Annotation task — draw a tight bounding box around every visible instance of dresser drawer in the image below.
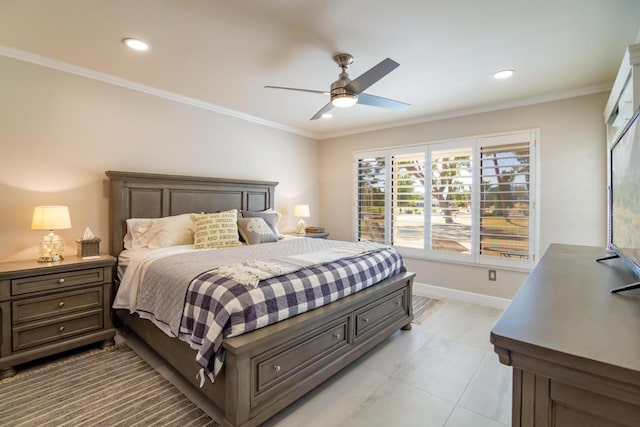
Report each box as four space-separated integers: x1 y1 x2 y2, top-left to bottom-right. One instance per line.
12 310 103 351
11 268 104 296
12 287 103 324
254 318 348 400
355 290 406 337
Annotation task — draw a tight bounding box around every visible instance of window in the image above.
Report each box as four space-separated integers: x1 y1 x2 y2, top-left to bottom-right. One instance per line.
354 131 536 267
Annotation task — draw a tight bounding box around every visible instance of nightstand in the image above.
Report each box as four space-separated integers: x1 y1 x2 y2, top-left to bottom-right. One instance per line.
0 255 116 379
288 232 330 239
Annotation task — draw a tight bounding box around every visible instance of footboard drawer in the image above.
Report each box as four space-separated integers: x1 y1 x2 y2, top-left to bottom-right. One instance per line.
252 316 350 406
355 289 407 338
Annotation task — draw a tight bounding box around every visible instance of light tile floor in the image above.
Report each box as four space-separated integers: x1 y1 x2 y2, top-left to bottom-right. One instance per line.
119 296 512 427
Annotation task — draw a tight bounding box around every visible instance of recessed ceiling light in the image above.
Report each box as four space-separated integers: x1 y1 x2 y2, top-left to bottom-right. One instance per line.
123 38 149 51
493 69 515 80
321 113 333 119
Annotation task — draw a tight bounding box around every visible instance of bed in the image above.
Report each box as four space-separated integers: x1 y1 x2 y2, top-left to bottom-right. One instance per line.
107 170 415 427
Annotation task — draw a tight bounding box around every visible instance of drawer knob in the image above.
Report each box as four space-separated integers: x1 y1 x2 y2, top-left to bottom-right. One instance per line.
58 326 65 333
362 318 369 323
333 333 341 339
395 301 401 306
58 278 65 284
58 301 65 308
273 365 281 373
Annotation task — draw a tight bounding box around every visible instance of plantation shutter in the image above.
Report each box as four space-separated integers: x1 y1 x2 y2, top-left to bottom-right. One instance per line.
430 146 473 253
391 153 425 249
357 156 386 243
478 136 532 259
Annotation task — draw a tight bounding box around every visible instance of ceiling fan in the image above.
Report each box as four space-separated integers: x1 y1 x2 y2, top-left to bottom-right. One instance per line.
265 53 410 120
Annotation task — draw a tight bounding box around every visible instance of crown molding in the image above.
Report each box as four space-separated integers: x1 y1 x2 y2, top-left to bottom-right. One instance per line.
0 46 320 140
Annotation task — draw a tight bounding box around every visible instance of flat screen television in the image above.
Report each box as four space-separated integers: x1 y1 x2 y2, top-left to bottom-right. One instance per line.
607 106 640 293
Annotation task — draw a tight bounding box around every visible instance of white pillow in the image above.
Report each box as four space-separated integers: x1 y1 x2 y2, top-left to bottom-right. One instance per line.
123 214 194 249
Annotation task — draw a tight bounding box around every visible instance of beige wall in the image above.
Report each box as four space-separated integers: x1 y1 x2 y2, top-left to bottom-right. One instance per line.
0 56 318 262
319 92 608 298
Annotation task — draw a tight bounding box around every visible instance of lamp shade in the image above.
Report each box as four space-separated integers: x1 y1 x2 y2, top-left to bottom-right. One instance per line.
31 206 72 230
293 204 310 218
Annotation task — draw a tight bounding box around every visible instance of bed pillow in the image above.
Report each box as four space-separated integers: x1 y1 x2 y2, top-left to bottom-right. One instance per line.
240 210 282 239
124 218 153 249
124 214 194 249
237 217 278 245
192 210 242 249
144 214 194 248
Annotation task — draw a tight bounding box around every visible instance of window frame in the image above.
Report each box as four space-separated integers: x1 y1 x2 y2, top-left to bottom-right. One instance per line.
353 130 538 270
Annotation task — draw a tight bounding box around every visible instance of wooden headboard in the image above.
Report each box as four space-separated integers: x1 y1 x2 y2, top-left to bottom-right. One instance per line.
106 171 278 257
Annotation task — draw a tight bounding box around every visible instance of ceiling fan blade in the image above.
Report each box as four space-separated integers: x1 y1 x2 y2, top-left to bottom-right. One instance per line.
310 102 334 120
357 93 410 110
264 85 329 95
345 58 400 94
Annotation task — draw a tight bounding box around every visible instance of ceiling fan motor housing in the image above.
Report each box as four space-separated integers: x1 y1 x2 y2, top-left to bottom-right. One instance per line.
331 54 358 107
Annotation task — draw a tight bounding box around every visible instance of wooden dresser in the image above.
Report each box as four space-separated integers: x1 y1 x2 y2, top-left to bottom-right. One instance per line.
0 255 116 379
491 244 640 426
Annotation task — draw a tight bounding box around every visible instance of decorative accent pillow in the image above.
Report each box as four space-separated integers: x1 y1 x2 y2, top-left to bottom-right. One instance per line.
191 210 242 249
240 210 282 239
237 217 278 245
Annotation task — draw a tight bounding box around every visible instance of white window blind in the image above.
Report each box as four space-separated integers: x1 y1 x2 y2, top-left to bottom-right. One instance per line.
430 146 472 253
356 156 386 243
478 139 532 260
392 153 425 249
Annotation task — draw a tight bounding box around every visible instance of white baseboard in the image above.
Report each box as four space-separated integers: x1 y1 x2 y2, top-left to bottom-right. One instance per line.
413 282 511 309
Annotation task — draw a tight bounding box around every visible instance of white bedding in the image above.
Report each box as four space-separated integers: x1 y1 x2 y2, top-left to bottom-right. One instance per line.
114 244 199 311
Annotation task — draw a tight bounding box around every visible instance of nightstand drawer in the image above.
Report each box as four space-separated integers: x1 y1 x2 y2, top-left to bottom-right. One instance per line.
12 287 103 324
11 268 104 296
12 310 103 351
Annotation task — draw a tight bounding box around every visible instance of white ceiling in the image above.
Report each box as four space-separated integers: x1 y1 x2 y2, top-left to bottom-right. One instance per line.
1 0 639 139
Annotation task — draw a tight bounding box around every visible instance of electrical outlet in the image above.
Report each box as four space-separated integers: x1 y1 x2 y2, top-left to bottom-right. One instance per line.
488 269 497 281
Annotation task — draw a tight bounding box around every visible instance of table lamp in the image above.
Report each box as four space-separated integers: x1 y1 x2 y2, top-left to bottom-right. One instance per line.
31 205 72 263
293 204 310 235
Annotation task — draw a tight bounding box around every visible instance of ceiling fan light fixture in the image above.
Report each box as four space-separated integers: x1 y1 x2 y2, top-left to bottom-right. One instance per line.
493 69 514 80
331 93 358 108
123 38 149 51
321 113 333 119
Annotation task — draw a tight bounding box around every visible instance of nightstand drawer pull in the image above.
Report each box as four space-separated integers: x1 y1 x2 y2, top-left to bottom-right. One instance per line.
58 301 65 308
58 326 65 333
333 333 341 339
273 365 281 373
58 278 65 284
363 318 369 323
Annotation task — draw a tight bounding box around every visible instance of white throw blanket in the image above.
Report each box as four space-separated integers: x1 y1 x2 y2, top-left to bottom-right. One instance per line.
216 241 390 287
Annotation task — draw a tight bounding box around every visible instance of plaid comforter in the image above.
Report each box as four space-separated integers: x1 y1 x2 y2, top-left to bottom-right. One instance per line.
178 248 405 382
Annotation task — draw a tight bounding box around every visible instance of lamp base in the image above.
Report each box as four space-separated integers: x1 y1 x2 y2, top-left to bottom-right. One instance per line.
37 230 65 263
37 254 64 263
295 218 307 235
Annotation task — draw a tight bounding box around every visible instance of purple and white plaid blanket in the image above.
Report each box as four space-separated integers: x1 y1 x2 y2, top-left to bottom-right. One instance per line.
178 248 405 382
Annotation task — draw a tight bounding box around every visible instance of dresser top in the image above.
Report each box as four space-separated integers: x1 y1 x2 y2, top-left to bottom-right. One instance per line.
491 244 640 381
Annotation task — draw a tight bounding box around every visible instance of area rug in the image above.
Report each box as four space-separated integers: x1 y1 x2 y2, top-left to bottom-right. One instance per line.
0 345 214 427
412 295 443 324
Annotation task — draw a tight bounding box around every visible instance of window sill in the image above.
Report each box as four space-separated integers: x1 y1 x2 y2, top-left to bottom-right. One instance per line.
398 249 534 274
